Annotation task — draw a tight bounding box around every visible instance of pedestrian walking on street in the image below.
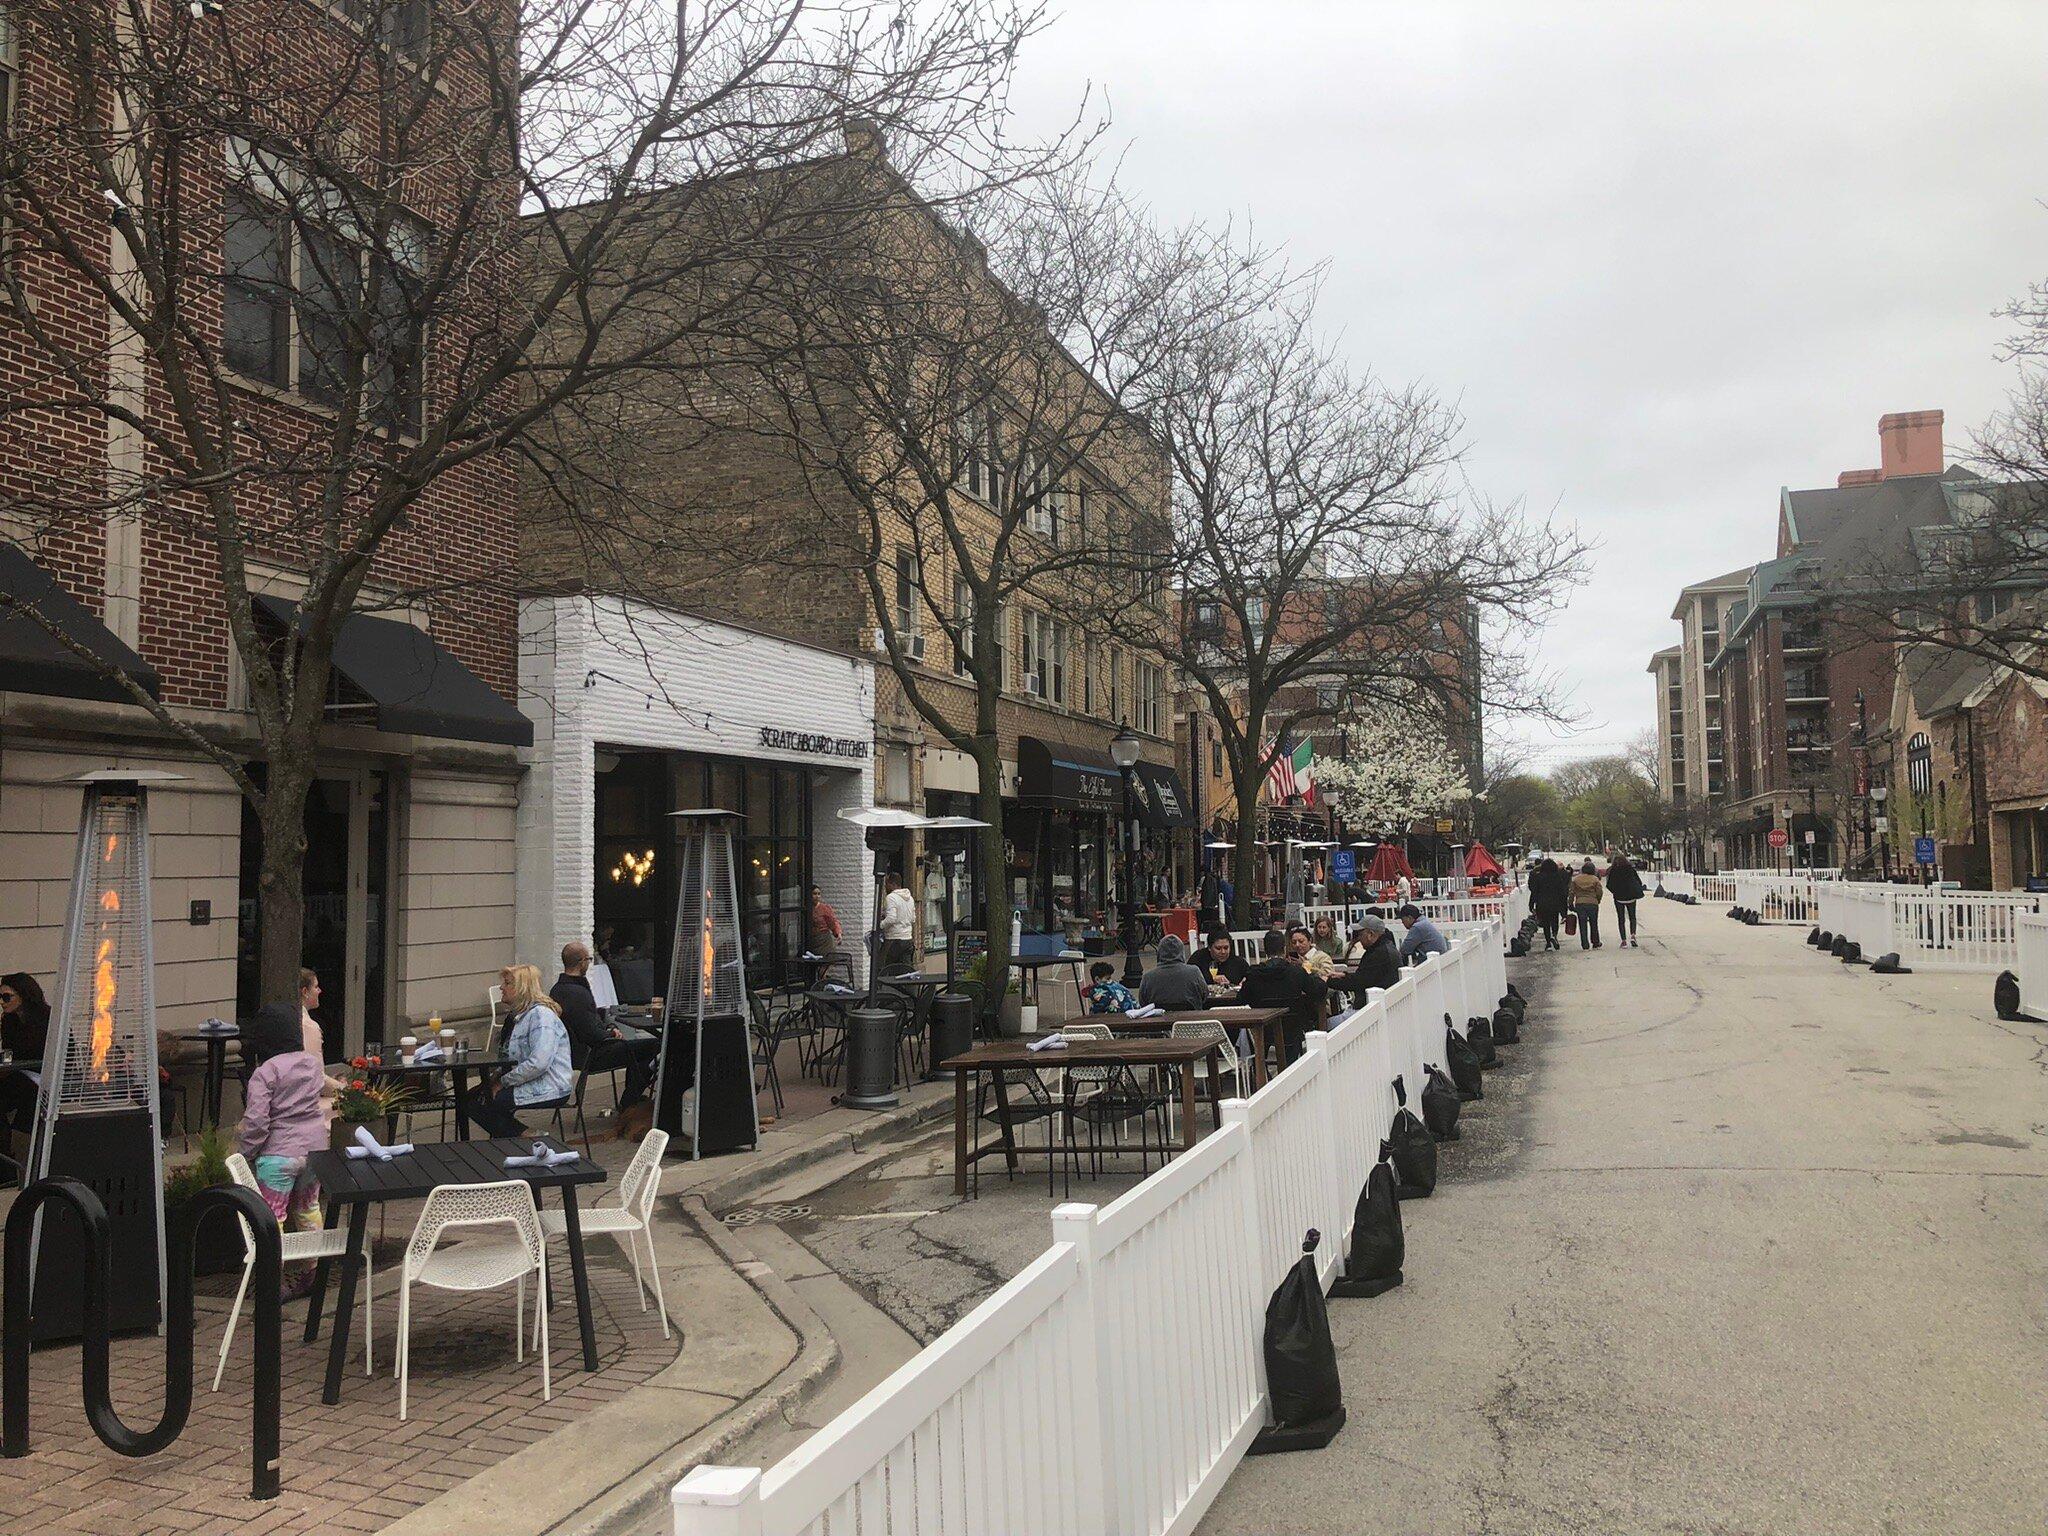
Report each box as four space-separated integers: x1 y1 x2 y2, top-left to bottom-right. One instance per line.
1606 854 1645 947
1530 857 1568 949
1569 859 1605 950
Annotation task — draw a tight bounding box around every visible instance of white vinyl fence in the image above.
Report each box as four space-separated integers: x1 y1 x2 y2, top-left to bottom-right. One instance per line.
1304 886 1530 938
1695 874 1736 905
673 926 1509 1536
1733 876 1820 924
1656 870 1696 899
1814 883 2044 973
2016 912 2048 1020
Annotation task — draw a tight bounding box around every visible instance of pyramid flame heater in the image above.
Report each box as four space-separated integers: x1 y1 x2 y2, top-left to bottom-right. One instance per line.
652 810 759 1159
25 770 182 1341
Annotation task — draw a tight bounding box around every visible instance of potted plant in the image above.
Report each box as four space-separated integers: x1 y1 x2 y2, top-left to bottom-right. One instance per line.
332 1064 415 1149
162 1127 246 1276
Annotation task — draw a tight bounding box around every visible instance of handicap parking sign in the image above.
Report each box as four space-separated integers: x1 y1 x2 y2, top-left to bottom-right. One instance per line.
1913 835 1937 866
1331 848 1357 884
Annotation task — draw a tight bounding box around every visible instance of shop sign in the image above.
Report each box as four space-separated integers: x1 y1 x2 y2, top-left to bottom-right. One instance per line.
759 727 870 759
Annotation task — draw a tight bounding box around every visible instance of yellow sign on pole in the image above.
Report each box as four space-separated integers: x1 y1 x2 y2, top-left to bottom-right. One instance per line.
1434 818 1453 834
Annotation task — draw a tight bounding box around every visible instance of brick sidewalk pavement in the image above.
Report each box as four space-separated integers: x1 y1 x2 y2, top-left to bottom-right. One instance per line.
2 1239 678 1536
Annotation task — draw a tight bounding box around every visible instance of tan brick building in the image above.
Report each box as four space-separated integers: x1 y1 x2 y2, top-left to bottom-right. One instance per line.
523 126 1185 958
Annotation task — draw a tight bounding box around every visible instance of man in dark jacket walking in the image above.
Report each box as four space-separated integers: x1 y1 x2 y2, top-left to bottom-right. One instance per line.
1606 854 1646 948
1530 858 1568 949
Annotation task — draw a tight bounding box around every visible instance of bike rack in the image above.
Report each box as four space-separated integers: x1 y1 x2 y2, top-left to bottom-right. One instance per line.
3 1175 283 1500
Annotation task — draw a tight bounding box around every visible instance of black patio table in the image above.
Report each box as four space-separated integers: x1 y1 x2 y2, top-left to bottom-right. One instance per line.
177 1022 240 1127
361 1051 513 1141
301 1135 609 1403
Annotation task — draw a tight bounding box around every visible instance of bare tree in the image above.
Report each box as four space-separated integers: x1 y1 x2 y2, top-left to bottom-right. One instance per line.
1075 243 1589 923
0 0 1047 1001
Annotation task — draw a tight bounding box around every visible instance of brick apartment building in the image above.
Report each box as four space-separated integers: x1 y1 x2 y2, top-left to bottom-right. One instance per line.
0 4 528 1052
521 125 1186 974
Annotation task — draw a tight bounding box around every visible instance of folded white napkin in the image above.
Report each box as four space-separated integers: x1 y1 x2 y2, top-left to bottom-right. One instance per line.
344 1125 415 1160
1124 1003 1164 1019
824 982 856 993
411 1042 446 1063
1058 949 1086 960
503 1140 580 1168
801 951 823 961
1027 1032 1069 1052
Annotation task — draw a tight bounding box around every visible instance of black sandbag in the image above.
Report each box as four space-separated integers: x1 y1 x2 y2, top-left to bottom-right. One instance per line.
1445 1024 1483 1102
1421 1064 1462 1141
1331 1144 1403 1298
1840 941 1862 964
1817 930 1833 950
1994 970 2023 1021
1492 1003 1520 1045
1509 935 1529 957
1870 952 1911 975
1464 1009 1500 1069
1248 1230 1346 1454
1806 927 1822 947
1505 983 1524 1005
1498 991 1526 1019
1387 1075 1438 1198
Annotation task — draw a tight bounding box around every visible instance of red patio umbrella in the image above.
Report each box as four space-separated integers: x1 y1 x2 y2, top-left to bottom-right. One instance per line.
1365 842 1415 886
1464 842 1504 880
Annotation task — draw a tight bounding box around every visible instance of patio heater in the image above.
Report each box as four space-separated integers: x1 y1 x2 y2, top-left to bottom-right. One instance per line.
654 810 759 1160
25 770 182 1342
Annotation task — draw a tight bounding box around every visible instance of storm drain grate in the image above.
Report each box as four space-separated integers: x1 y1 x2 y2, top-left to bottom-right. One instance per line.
721 1203 813 1227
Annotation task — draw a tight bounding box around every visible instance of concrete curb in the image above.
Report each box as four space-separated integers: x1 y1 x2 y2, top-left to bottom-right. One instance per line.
551 1195 841 1536
682 1087 955 1212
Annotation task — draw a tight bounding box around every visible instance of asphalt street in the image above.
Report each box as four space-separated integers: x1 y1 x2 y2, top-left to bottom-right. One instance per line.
1197 897 2048 1535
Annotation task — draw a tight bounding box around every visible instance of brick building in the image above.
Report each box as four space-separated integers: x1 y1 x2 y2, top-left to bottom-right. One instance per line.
521 125 1186 962
0 3 528 1051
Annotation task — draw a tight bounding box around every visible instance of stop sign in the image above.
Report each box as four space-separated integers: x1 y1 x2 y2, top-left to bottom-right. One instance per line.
1767 828 1789 849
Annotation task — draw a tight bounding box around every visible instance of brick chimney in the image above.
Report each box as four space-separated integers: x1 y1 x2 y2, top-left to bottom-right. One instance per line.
1837 468 1881 488
1877 409 1943 478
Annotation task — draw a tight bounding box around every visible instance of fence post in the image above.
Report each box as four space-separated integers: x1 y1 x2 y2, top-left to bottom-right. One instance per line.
1302 1032 1348 1275
1217 1100 1271 1421
671 1466 764 1536
1049 1203 1115 1536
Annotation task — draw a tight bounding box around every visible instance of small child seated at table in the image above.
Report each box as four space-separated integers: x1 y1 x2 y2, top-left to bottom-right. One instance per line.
1082 962 1139 1016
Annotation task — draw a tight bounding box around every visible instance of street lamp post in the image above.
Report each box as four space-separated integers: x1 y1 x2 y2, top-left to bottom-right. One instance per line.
1111 724 1145 988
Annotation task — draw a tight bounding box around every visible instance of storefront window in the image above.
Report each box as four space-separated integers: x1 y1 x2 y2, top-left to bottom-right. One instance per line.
595 748 818 993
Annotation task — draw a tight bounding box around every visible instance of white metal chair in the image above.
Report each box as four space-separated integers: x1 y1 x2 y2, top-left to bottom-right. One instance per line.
486 983 504 1040
213 1153 372 1390
538 1127 671 1336
396 1180 549 1420
1169 1018 1242 1107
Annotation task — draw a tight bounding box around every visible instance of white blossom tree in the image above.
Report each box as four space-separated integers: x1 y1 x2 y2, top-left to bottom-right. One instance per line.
1312 697 1475 831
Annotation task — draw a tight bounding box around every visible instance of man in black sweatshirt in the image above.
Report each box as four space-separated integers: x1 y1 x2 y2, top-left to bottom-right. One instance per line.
1237 929 1325 1068
552 941 658 1112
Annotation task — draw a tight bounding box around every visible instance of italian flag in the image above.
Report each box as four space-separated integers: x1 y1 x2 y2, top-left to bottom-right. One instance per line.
1266 738 1317 806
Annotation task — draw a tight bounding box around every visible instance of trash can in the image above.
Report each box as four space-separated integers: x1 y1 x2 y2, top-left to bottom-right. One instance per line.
927 993 975 1081
840 1007 901 1110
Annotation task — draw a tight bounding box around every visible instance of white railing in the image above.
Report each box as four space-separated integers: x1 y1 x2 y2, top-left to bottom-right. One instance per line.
1695 875 1736 904
1813 884 2043 972
2016 912 2048 1020
1304 894 1522 933
1656 870 1696 899
1733 876 1819 924
673 926 1506 1536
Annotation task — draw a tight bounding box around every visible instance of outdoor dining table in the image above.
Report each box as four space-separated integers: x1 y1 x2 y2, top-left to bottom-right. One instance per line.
301 1135 609 1403
361 1051 514 1141
175 1021 241 1128
939 1036 1225 1198
1005 952 1088 1017
1105 1005 1290 1089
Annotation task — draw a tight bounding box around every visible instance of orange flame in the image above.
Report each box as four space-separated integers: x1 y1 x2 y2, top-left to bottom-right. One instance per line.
91 934 116 1083
91 836 121 1082
700 896 715 997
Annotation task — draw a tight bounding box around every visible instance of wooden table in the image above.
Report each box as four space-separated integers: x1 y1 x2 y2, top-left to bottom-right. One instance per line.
302 1135 608 1402
363 1052 513 1141
939 1037 1224 1198
1105 1006 1289 1089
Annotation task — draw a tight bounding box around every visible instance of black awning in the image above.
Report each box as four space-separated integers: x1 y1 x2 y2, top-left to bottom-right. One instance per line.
257 595 531 746
0 543 160 704
1017 735 1121 814
1134 762 1195 829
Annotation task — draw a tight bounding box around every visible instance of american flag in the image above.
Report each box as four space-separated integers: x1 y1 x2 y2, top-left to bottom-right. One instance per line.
1265 737 1317 806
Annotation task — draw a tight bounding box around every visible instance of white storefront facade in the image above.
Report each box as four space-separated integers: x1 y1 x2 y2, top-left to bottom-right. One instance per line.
516 597 877 995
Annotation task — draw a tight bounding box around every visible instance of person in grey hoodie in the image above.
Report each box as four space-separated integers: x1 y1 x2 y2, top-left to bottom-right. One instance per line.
1138 933 1210 1012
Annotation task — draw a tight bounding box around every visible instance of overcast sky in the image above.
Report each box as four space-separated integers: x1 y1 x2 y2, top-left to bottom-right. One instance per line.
1006 1 2048 773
